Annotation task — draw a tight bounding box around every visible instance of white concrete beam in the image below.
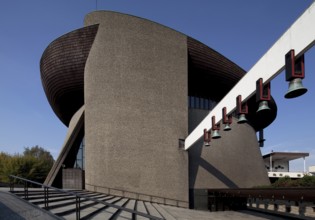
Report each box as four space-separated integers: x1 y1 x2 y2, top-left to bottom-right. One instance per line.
185 2 315 150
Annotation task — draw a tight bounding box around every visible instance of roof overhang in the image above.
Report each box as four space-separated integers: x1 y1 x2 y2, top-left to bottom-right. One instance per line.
263 152 309 162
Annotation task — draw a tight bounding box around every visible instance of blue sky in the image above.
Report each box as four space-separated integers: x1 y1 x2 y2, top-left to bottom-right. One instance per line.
0 0 314 171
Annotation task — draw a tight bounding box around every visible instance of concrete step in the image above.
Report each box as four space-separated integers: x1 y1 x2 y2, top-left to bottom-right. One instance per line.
117 199 135 219
151 203 176 220
10 189 169 220
39 194 107 210
144 202 163 219
52 195 120 217
15 190 97 201
135 200 150 220
27 191 95 204
66 196 126 219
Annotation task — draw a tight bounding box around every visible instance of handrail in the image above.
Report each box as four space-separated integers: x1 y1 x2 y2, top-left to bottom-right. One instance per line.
86 183 187 206
208 188 315 201
208 187 315 218
9 175 165 220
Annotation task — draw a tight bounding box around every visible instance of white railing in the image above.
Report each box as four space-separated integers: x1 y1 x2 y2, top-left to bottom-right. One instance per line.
268 171 307 178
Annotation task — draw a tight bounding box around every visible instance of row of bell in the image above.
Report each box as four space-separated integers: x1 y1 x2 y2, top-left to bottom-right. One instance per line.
205 123 231 142
205 76 307 146
239 76 307 121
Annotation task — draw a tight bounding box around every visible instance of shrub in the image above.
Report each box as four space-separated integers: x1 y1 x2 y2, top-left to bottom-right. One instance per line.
297 175 315 187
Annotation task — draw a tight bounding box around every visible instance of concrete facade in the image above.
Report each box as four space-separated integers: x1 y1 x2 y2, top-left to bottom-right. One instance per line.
44 106 84 188
62 168 85 189
41 11 276 209
189 110 269 189
84 11 189 206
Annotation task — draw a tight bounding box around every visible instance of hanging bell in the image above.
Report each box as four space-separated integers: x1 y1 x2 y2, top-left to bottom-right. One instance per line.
203 129 211 147
204 141 210 147
237 114 247 124
223 123 231 131
256 100 271 113
285 78 308 99
211 130 221 139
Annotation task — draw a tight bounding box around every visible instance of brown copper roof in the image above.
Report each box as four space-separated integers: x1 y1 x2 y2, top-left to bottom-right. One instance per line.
40 24 98 126
188 37 245 100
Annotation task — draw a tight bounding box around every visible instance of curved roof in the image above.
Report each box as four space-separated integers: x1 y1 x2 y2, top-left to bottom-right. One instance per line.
40 24 99 126
40 14 276 130
188 37 245 100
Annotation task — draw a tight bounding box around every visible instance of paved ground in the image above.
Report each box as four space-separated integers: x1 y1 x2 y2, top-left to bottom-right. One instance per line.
0 187 290 220
160 205 288 220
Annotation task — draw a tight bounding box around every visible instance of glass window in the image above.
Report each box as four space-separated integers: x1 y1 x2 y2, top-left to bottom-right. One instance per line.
74 137 85 170
188 96 216 110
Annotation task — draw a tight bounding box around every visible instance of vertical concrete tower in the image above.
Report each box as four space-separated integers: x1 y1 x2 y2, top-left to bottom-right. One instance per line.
84 11 189 207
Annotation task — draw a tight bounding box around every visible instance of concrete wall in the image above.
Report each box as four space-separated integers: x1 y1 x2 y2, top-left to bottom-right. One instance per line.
188 109 269 208
189 109 270 189
264 160 289 172
83 11 189 207
62 169 85 189
44 106 85 187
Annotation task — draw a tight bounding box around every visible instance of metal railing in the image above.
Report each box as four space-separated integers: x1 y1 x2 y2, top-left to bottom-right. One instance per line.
86 183 188 207
9 175 165 220
208 188 315 219
208 188 315 201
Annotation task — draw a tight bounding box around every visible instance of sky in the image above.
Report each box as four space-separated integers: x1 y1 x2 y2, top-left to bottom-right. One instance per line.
0 0 314 171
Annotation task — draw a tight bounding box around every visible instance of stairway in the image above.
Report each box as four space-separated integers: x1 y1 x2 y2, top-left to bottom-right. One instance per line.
10 189 176 219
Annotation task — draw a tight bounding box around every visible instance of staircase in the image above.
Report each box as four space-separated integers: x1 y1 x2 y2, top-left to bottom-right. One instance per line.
10 189 176 219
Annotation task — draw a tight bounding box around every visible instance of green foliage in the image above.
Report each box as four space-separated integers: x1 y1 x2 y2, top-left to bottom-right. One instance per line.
272 176 293 187
271 175 315 188
0 146 54 184
297 175 315 187
254 175 315 188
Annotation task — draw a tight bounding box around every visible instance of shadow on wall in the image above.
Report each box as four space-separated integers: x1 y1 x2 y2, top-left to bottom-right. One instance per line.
189 138 238 189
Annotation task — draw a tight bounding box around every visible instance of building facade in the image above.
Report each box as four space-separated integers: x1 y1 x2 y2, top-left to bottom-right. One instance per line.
42 11 277 208
263 152 309 182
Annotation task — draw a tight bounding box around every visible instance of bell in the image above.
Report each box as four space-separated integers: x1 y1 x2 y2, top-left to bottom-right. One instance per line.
223 124 231 131
204 141 210 147
285 78 308 99
237 114 247 124
211 130 221 139
256 101 270 113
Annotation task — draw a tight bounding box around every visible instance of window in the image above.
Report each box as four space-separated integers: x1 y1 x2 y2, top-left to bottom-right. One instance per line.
188 96 216 110
74 137 85 170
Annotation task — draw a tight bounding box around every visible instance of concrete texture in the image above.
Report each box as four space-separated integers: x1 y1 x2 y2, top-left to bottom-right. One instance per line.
44 106 85 187
0 189 61 220
84 11 188 206
189 110 270 189
62 168 85 189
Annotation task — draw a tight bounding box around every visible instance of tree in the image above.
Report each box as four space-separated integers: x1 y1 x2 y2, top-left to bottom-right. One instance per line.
0 146 55 184
22 146 55 183
0 152 11 183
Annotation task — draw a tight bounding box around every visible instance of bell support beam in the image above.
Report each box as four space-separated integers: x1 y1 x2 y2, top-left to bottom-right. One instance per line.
184 2 315 150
